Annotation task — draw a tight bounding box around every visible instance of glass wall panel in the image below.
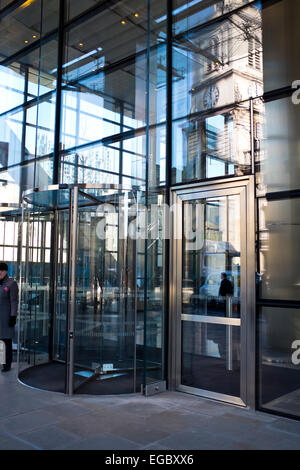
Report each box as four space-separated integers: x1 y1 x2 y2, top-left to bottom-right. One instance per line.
64 3 147 71
0 63 26 114
66 0 103 21
19 210 53 377
66 0 167 47
258 307 300 418
149 125 166 188
61 89 122 150
257 97 300 195
0 0 59 59
0 109 23 167
0 38 58 172
60 135 148 186
149 44 167 126
25 96 56 159
259 198 300 301
0 37 58 117
21 39 59 100
263 0 300 93
0 102 57 168
172 2 263 121
0 156 53 209
0 168 22 206
0 216 20 279
173 0 256 35
172 2 263 185
33 157 54 187
172 102 252 183
60 145 120 185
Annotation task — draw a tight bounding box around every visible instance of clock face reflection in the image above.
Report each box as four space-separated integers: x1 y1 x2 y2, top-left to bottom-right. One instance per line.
203 85 220 109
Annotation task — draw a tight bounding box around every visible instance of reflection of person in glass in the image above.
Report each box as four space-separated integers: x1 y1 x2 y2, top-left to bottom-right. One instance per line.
219 272 233 297
218 272 239 366
214 273 234 359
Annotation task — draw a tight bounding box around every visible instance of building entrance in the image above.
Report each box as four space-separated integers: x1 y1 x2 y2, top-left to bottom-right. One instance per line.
18 184 144 395
170 177 255 406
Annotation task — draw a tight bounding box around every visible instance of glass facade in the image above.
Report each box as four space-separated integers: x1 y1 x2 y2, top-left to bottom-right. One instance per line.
171 1 263 183
0 0 167 395
256 0 300 419
0 0 299 418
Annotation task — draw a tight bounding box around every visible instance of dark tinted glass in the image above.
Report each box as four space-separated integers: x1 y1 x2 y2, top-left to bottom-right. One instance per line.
258 307 300 418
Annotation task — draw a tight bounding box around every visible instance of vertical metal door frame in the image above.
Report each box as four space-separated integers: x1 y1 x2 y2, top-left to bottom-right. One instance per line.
169 177 256 408
66 186 79 395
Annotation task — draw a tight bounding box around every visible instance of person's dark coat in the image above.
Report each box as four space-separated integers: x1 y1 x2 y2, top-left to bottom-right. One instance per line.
0 275 18 339
219 278 233 297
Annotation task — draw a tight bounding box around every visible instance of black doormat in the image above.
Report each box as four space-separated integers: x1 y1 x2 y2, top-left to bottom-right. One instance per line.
19 362 143 395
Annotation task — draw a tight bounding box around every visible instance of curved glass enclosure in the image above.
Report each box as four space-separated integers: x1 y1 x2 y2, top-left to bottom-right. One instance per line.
18 184 145 395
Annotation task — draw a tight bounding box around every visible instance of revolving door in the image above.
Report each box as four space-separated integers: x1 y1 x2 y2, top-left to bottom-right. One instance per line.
18 184 144 395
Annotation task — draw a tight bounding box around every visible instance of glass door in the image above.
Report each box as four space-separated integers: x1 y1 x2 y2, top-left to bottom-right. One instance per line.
171 179 255 406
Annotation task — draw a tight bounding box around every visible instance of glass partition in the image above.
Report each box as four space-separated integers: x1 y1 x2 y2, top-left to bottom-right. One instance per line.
258 306 300 418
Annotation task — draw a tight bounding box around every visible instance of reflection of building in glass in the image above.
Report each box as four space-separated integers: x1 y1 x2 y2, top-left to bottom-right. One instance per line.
172 2 264 182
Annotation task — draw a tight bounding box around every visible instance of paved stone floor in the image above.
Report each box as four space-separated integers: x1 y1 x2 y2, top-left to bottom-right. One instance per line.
0 367 300 450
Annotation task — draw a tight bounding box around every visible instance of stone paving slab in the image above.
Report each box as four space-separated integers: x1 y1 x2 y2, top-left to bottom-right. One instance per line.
0 368 299 450
65 433 140 450
19 424 82 450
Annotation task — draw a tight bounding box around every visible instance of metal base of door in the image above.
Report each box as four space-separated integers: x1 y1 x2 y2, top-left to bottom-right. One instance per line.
143 380 167 396
177 384 246 407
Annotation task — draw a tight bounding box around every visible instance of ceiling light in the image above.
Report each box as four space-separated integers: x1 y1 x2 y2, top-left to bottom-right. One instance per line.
134 13 139 18
32 35 37 39
121 20 126 25
79 42 84 47
24 40 29 44
20 0 36 9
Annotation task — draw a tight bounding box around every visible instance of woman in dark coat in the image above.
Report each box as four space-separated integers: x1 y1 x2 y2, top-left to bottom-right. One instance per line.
0 262 18 372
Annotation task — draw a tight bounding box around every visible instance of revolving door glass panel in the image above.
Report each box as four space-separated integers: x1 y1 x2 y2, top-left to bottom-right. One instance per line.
19 209 53 380
73 191 140 394
18 185 142 395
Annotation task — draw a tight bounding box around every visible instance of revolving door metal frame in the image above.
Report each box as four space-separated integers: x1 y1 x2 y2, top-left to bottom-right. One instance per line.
20 183 139 395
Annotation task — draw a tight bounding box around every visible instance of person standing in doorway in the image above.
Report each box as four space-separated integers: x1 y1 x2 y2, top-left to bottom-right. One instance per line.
0 263 18 372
